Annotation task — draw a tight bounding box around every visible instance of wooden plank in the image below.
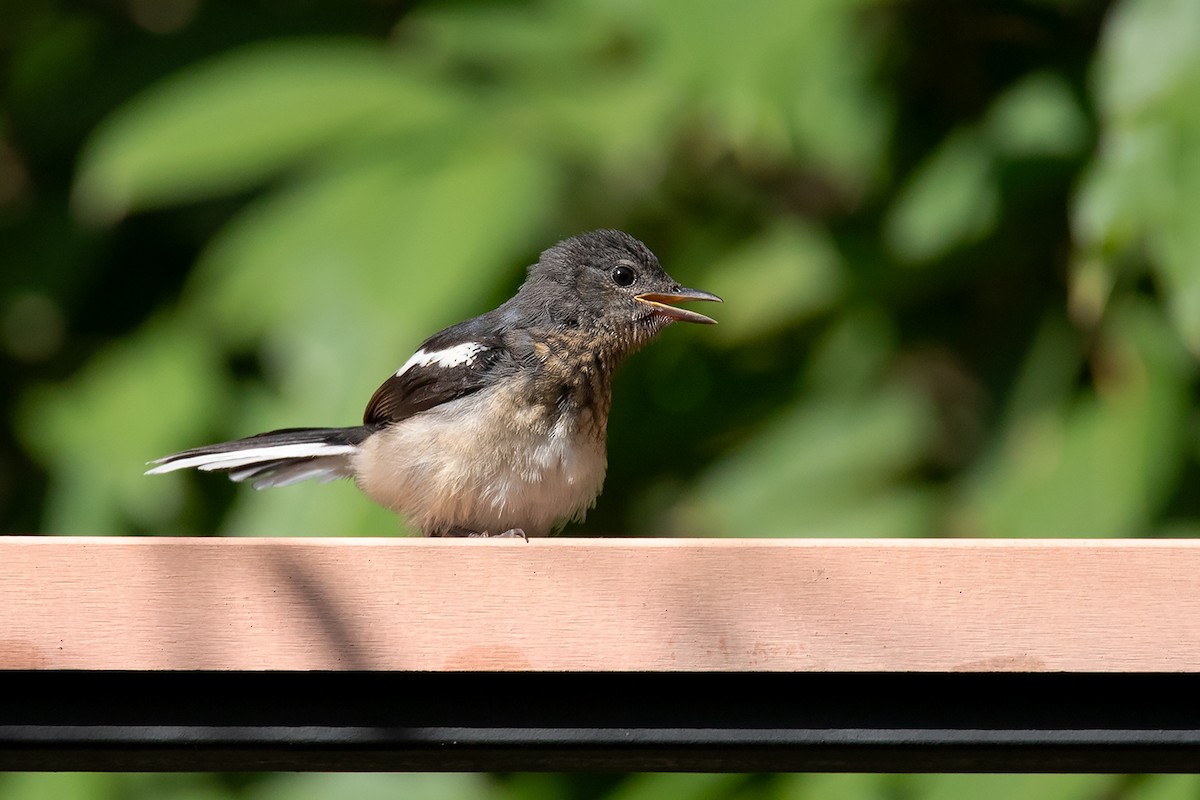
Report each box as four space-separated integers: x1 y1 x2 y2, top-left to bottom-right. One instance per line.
1 537 1198 672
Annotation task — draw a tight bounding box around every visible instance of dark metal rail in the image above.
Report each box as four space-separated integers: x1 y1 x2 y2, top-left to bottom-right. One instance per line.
3 672 1198 772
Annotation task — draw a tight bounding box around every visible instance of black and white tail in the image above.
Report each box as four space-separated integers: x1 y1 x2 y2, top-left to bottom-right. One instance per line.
145 427 372 489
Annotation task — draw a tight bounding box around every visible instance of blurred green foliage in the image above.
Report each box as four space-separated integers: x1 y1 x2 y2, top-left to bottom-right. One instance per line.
3 0 1200 795
3 773 1197 800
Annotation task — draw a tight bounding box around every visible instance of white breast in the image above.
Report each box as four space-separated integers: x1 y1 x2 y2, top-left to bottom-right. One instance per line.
352 386 608 536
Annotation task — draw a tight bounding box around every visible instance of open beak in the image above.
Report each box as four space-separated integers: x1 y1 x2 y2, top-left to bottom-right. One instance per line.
635 287 723 325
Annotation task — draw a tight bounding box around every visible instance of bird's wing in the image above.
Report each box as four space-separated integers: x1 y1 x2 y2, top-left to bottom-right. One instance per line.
363 319 511 426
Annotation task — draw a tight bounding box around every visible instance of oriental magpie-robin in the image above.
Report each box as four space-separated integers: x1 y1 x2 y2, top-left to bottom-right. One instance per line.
147 229 720 537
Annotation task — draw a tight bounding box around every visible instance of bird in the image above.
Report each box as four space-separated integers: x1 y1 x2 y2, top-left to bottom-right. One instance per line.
146 229 721 538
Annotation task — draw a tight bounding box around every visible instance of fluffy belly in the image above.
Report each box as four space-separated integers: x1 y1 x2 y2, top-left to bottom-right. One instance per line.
352 388 608 536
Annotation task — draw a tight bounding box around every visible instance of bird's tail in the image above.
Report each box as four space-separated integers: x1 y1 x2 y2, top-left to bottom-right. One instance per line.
145 427 372 489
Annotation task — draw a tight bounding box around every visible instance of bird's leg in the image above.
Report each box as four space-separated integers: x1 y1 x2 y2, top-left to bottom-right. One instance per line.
434 526 483 537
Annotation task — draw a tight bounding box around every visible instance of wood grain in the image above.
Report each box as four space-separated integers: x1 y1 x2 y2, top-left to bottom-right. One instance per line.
1 537 1197 672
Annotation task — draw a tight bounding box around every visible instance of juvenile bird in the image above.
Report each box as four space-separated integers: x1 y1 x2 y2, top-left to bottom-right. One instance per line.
147 229 721 537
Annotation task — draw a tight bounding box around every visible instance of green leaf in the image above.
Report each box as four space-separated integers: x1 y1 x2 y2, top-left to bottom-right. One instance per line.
1126 775 1200 800
984 71 1090 157
802 308 897 396
251 774 498 800
1094 0 1200 117
909 775 1115 800
705 221 843 344
73 40 460 222
776 773 891 800
1075 0 1200 354
637 0 890 184
884 128 999 264
0 774 120 800
395 4 675 171
608 775 746 800
955 301 1194 537
668 381 935 537
18 318 227 534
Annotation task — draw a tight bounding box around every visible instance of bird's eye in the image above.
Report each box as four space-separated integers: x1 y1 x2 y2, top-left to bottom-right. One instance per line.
611 265 636 287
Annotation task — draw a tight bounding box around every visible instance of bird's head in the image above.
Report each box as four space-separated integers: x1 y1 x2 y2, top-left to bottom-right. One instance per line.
521 230 721 351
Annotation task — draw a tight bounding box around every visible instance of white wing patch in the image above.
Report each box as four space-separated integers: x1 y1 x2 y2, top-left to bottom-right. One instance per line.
395 342 487 376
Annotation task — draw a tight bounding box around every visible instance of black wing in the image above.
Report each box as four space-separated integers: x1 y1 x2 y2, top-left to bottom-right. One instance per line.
363 315 512 427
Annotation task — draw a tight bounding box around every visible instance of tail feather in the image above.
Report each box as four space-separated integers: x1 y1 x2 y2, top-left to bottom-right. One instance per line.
228 459 349 489
146 427 370 488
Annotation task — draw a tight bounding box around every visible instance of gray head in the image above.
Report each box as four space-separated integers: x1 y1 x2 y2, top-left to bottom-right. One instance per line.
517 230 721 347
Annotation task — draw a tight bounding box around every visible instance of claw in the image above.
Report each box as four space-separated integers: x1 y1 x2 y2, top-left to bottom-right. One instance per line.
498 528 529 541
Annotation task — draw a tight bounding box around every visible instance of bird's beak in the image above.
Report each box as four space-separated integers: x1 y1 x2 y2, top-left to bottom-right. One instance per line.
635 288 723 325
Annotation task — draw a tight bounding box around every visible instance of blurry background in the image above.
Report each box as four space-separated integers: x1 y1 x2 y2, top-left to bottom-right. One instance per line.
2 0 1199 796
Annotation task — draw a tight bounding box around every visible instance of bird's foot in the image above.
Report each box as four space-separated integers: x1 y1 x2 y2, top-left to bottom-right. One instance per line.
468 528 528 541
437 526 528 541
